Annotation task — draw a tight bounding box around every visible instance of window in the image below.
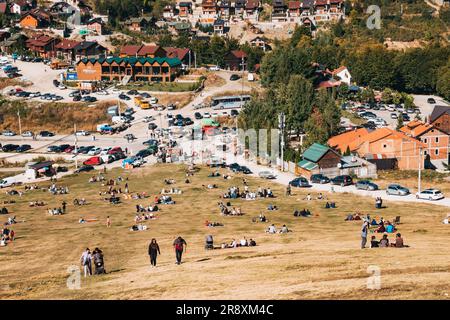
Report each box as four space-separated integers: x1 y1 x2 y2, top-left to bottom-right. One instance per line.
423 138 428 143
435 149 439 155
436 137 439 143
383 144 387 148
423 150 428 155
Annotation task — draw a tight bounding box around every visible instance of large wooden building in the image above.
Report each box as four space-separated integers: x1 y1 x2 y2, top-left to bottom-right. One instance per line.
75 56 182 82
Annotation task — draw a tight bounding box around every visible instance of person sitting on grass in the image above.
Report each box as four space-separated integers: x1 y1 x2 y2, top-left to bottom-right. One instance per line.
385 221 396 233
259 213 267 222
240 237 248 247
249 238 256 246
379 234 389 247
370 236 379 248
280 225 289 234
267 224 277 234
375 222 385 233
391 233 408 248
267 204 278 211
371 218 379 226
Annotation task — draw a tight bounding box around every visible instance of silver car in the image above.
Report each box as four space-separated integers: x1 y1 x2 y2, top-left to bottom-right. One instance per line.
258 171 277 179
386 184 410 196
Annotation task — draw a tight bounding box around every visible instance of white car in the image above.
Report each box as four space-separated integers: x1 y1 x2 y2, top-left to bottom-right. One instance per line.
87 147 101 156
75 130 90 136
258 171 277 179
96 90 109 95
58 84 67 90
416 189 444 201
209 65 220 71
203 112 211 118
150 97 158 105
21 131 33 137
2 130 16 136
100 147 112 155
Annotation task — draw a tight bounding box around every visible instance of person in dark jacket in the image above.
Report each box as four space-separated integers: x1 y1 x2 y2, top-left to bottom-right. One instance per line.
148 239 161 267
173 236 187 265
93 248 106 274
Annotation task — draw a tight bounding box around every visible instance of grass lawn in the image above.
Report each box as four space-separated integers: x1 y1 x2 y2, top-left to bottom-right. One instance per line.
1 164 450 299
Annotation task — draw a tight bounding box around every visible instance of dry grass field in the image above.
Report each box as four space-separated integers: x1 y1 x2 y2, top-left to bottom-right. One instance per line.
1 164 450 300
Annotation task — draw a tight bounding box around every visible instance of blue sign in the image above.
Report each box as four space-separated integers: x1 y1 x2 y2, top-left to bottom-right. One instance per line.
66 73 78 80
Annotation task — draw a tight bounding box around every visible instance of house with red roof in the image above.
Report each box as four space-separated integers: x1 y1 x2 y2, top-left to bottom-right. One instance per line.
224 50 247 71
55 39 81 62
26 34 59 58
164 47 191 66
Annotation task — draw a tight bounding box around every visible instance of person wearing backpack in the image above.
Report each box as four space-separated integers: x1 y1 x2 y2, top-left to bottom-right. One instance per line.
173 236 187 265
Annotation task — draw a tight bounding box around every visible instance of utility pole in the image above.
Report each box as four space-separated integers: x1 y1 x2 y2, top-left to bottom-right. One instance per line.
17 109 22 138
74 123 78 170
240 55 246 95
278 112 285 172
418 146 422 195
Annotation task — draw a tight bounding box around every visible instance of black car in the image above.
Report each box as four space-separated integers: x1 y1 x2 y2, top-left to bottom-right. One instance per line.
143 139 158 146
310 174 330 184
73 95 81 101
148 123 158 130
119 94 131 101
230 109 239 117
228 163 241 172
75 165 94 173
16 144 31 152
183 117 194 126
230 74 240 81
40 131 55 137
2 144 19 152
32 57 43 63
136 149 153 158
238 166 252 174
402 114 410 121
427 98 436 104
194 112 203 120
127 90 139 95
289 177 310 187
330 175 353 186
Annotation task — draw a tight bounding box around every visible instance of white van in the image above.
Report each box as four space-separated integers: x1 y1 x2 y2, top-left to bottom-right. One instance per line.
0 177 17 188
111 116 127 124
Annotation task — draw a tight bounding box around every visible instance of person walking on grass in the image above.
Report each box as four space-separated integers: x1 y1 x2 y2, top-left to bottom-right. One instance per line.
106 216 111 227
361 220 369 249
148 239 161 267
173 236 187 265
80 248 92 277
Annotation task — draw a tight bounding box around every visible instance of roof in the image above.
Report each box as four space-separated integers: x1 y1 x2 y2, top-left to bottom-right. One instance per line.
77 56 182 67
214 19 225 26
301 0 314 8
429 105 450 123
399 120 443 138
87 17 104 25
246 0 260 9
120 45 142 56
179 2 192 7
297 159 318 171
348 127 426 151
0 2 9 13
302 143 335 163
288 1 301 9
164 47 190 60
327 128 369 152
230 50 247 59
55 39 80 50
332 66 348 75
74 41 103 51
137 45 163 56
28 161 54 170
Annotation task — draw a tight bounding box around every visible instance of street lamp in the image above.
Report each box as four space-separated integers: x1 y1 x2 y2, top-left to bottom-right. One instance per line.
278 112 285 172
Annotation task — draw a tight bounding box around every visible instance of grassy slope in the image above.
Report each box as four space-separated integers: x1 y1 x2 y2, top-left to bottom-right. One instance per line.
0 164 449 299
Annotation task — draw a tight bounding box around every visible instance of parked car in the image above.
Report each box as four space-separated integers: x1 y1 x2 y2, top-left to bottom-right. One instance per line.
330 175 353 186
416 189 444 201
230 74 240 81
83 156 103 166
75 130 90 136
16 144 31 152
148 123 158 130
230 109 239 117
2 144 19 152
136 149 153 158
310 174 330 184
203 112 211 118
194 112 203 120
355 180 378 191
124 133 136 141
75 165 95 173
289 177 310 188
21 130 34 137
427 98 436 104
39 131 55 137
119 94 130 101
143 139 158 146
258 171 277 179
2 130 16 136
238 166 252 174
209 65 220 71
390 113 398 119
87 147 102 156
386 184 410 196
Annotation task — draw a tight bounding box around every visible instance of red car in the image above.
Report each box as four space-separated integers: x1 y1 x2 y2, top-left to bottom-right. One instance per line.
83 156 103 166
108 147 123 155
64 145 75 153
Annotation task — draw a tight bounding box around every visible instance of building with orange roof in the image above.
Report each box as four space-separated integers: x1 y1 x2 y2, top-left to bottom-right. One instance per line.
327 127 369 153
345 127 426 170
400 120 449 162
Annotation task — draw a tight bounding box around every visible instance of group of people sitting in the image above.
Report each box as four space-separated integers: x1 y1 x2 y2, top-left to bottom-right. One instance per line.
124 192 148 200
205 220 223 227
252 213 267 223
208 171 221 178
0 207 9 215
5 216 16 225
371 218 397 234
134 212 156 222
218 202 243 216
0 227 15 246
370 233 407 248
325 202 336 209
221 237 257 249
135 204 159 213
155 195 175 205
345 213 363 221
267 204 279 211
73 198 87 206
24 184 40 191
130 224 148 231
304 193 327 201
203 184 218 189
293 209 312 217
88 175 106 183
47 207 64 215
161 188 182 195
48 184 69 195
6 190 23 196
29 201 46 207
222 186 274 200
266 224 290 234
164 178 176 185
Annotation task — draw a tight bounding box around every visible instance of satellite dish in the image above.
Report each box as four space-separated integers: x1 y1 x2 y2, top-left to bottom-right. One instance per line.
337 163 342 168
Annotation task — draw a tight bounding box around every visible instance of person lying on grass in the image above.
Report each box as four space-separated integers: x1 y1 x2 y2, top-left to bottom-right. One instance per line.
293 209 311 217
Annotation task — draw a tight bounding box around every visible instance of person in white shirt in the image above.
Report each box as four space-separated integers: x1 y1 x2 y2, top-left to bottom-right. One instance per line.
267 224 276 234
80 248 92 277
240 237 248 246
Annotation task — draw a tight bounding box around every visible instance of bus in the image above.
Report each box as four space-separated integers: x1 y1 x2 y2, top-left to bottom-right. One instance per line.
134 96 150 109
211 95 251 110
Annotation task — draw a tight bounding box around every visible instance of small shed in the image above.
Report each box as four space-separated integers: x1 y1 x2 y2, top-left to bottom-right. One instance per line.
296 143 341 178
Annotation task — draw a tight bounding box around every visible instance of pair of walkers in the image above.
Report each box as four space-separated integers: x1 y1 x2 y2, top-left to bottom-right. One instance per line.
148 236 187 267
